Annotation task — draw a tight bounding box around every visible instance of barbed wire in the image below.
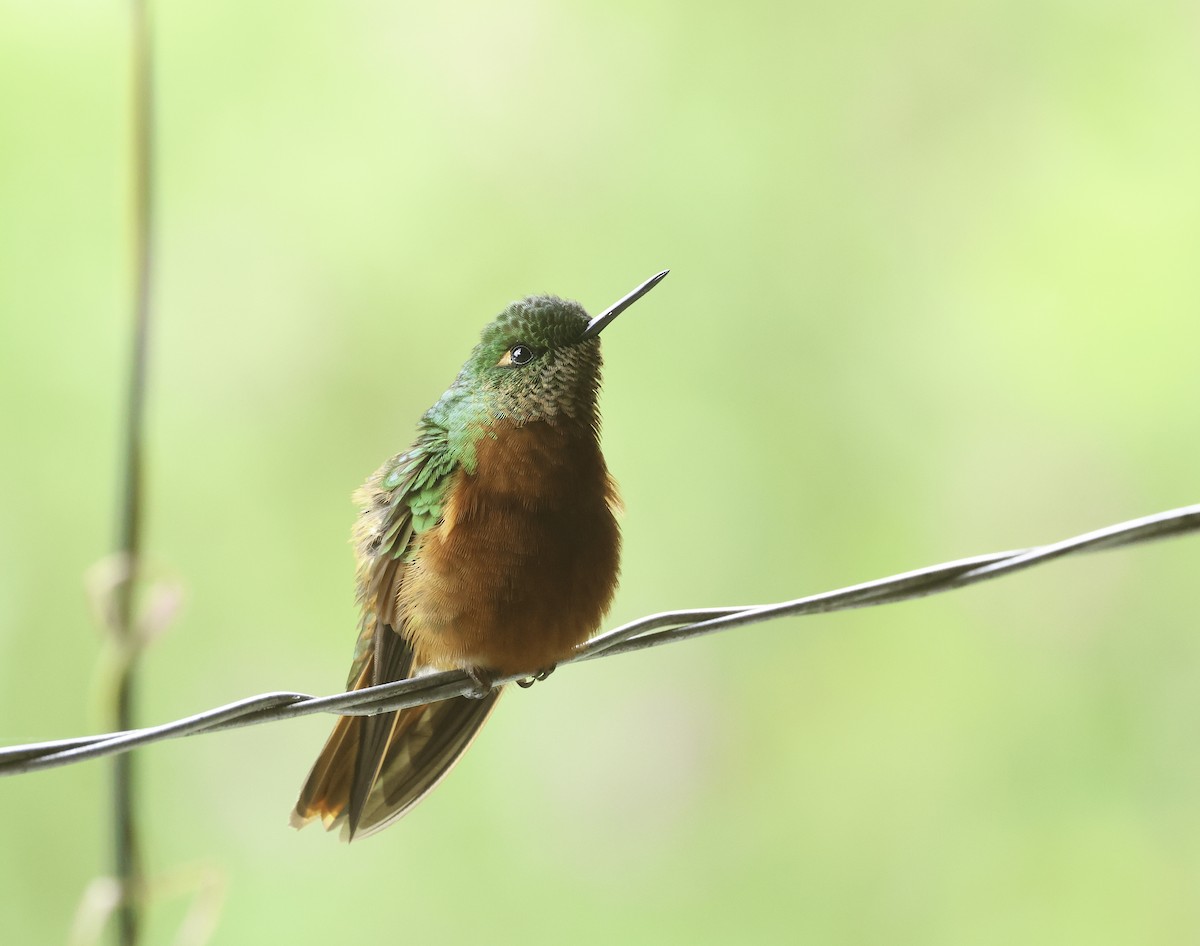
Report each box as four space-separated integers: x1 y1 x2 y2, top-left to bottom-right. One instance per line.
3 502 1197 779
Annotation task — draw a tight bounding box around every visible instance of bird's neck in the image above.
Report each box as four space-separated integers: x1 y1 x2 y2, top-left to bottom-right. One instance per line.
430 382 600 475
464 415 612 510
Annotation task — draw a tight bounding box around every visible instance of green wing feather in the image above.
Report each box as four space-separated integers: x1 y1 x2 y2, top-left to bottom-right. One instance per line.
345 419 457 689
341 419 470 837
294 403 493 839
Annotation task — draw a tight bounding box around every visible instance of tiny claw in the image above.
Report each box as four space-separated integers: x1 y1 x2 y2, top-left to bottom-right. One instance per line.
464 667 496 699
515 665 556 688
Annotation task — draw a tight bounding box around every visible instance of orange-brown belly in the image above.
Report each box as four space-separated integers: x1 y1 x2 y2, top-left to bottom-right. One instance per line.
397 420 621 675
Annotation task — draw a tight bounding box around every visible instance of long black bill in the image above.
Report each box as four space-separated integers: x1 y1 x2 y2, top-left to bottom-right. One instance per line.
581 269 669 340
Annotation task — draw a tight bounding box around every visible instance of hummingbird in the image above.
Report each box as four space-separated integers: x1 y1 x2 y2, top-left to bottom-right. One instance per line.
291 270 669 840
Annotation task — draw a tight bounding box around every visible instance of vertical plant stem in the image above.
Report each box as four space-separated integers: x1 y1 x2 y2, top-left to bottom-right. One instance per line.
113 0 155 943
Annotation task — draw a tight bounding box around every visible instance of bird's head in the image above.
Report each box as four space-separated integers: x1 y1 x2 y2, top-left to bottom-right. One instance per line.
456 270 668 426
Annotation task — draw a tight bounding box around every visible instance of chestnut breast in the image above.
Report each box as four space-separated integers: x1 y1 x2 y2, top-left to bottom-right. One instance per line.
397 419 621 675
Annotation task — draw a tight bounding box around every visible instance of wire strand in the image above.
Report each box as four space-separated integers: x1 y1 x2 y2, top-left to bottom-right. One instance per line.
2 502 1197 778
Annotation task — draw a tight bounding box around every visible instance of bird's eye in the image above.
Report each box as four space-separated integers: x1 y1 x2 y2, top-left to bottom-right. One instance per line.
501 344 536 367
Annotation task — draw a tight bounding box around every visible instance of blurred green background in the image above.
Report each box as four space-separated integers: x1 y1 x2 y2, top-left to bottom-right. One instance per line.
2 1 1198 943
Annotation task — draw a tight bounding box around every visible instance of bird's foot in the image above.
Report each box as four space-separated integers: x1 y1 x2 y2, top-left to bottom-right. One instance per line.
515 665 557 689
464 667 497 699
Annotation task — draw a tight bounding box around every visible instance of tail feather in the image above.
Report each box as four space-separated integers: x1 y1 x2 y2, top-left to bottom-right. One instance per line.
348 690 502 839
292 690 502 840
347 706 403 835
290 712 360 831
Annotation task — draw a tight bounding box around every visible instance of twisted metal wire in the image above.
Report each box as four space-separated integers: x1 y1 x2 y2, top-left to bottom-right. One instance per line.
2 502 1197 778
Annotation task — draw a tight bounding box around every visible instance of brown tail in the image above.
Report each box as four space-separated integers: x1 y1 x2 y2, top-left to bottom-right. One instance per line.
291 689 502 840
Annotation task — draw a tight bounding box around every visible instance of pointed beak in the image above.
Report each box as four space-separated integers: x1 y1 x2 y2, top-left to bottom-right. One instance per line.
580 269 669 340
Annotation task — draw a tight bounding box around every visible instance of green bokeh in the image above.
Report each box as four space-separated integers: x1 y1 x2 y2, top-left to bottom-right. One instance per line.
2 1 1198 943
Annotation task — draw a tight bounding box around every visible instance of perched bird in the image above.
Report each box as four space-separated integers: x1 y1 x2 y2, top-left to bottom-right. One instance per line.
292 271 668 840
